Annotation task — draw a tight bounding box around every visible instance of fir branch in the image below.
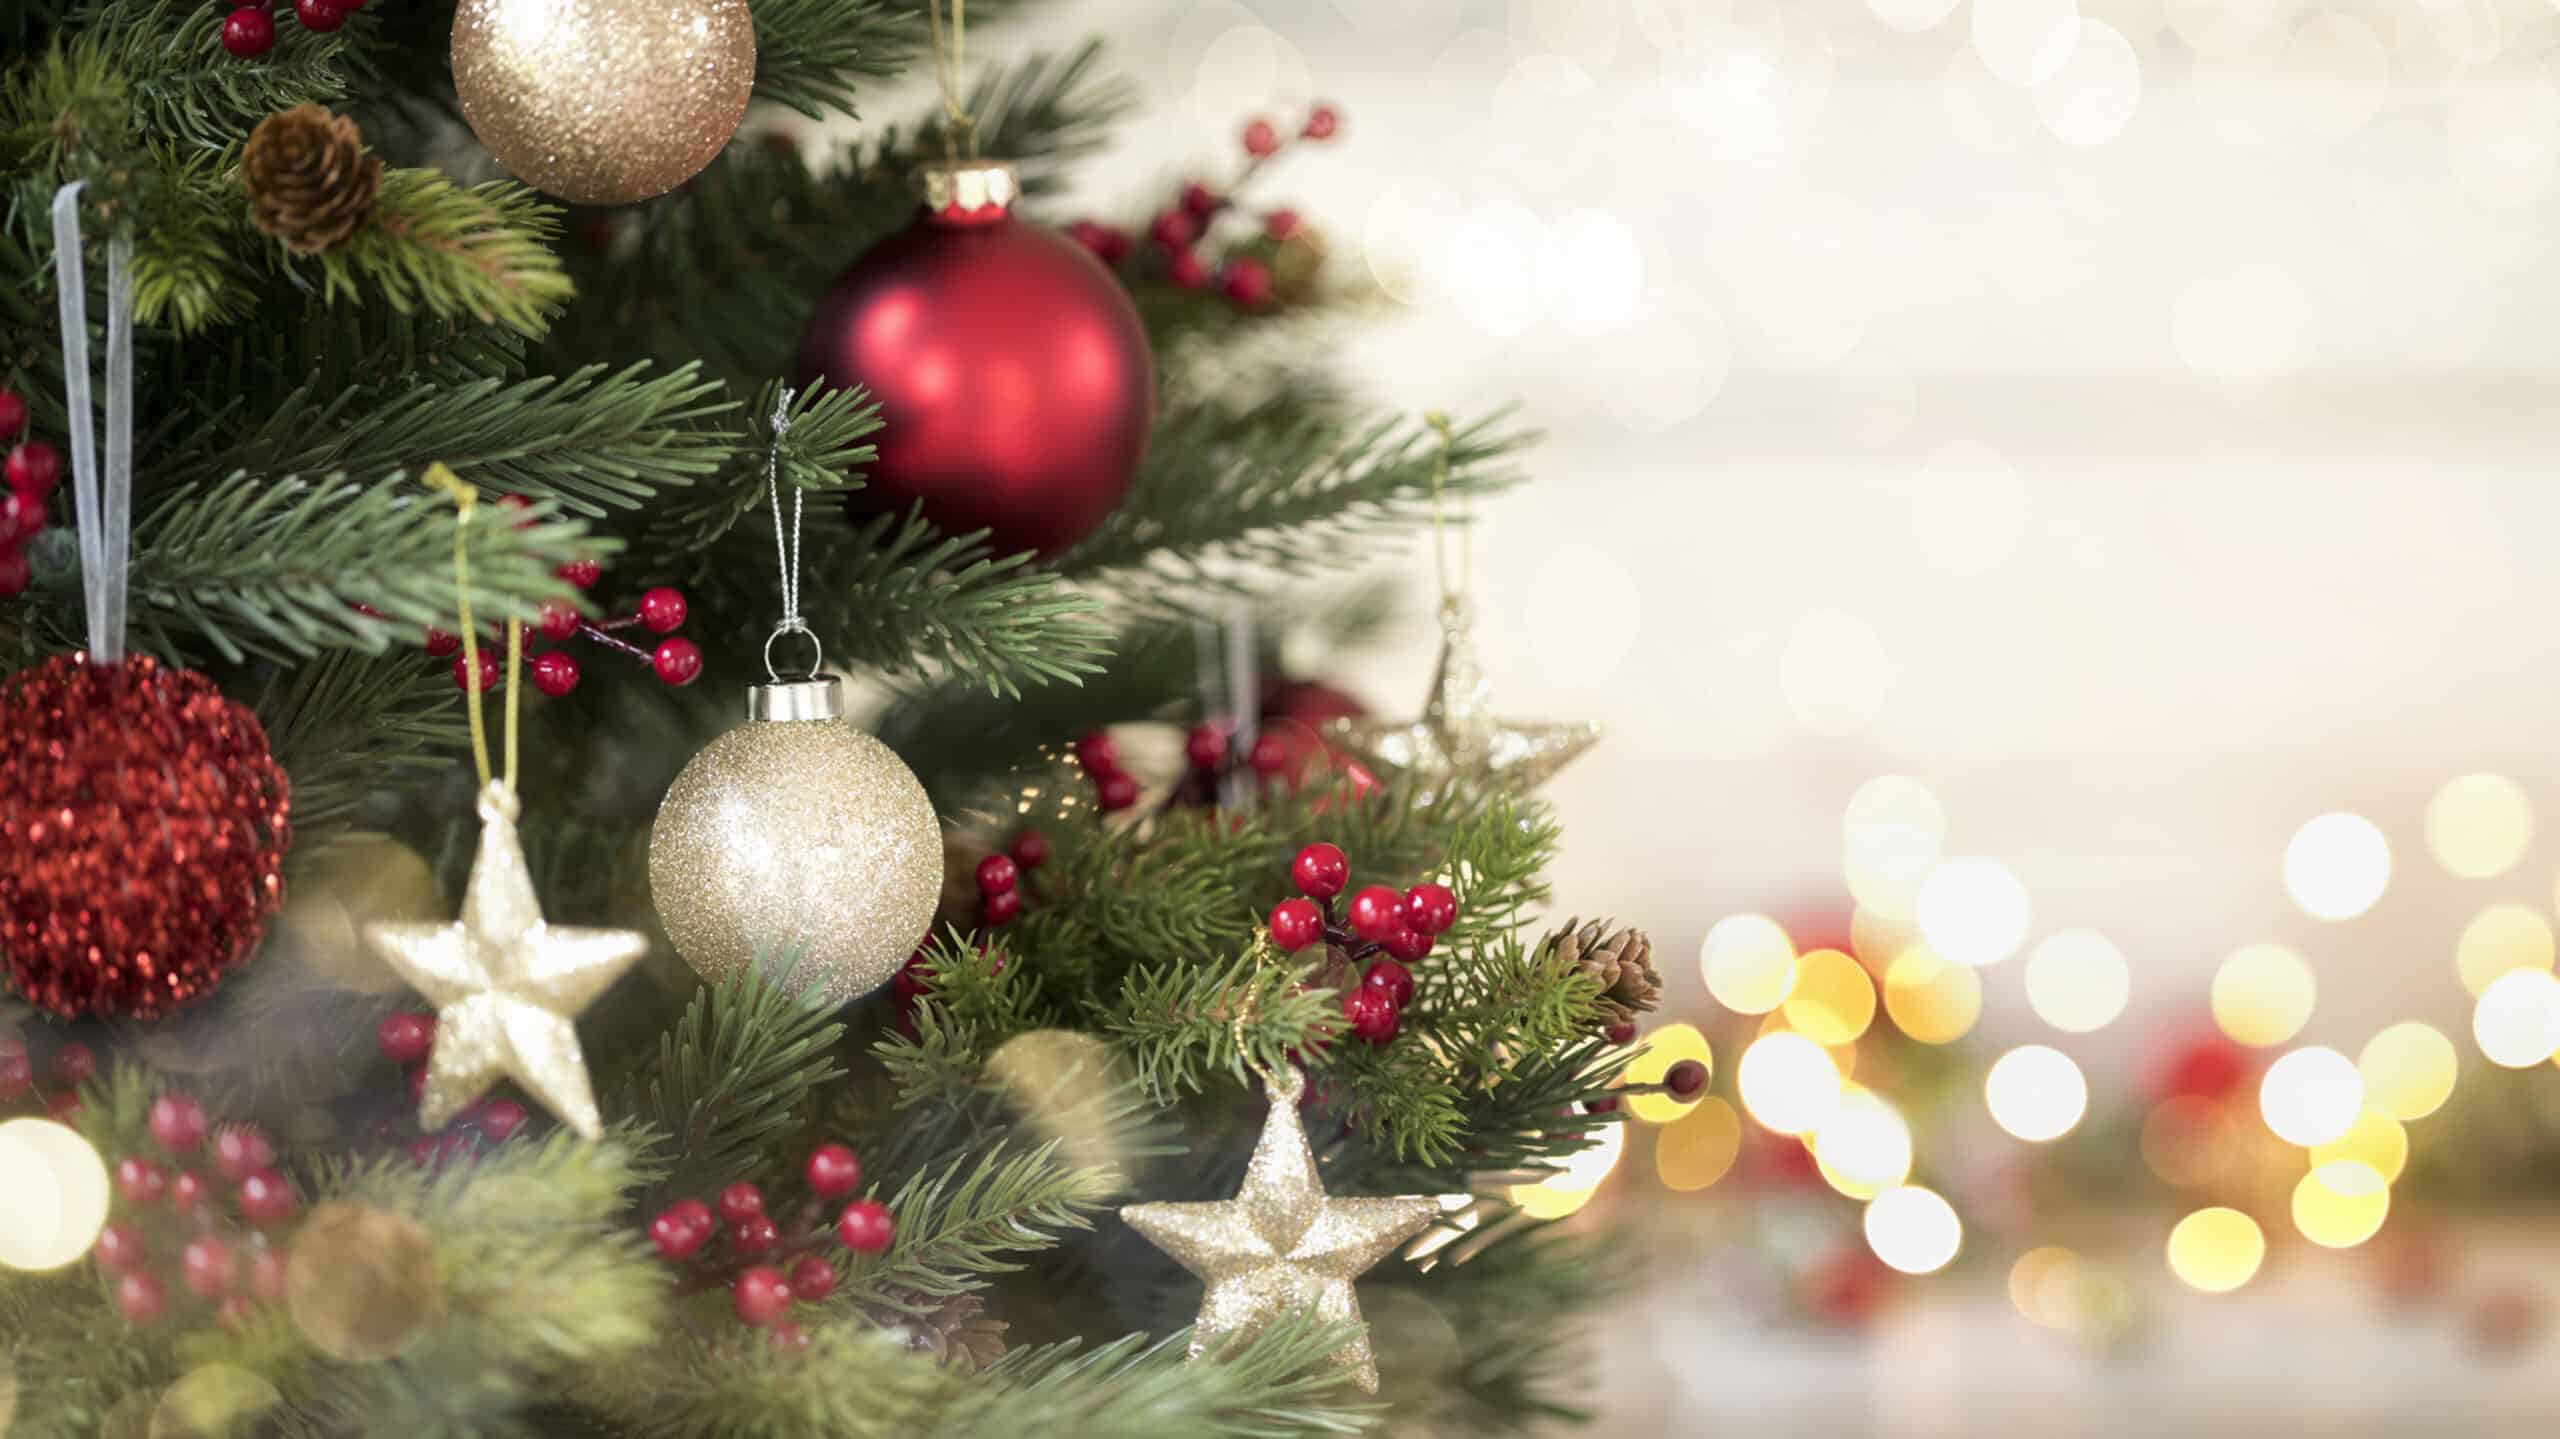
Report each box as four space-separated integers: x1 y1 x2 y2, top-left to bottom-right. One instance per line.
310 171 573 339
750 0 917 119
612 958 849 1203
643 380 880 551
809 509 1112 697
898 43 1133 192
253 647 468 843
1106 947 1333 1104
132 145 255 334
837 1143 1117 1312
945 1321 1376 1439
74 0 374 154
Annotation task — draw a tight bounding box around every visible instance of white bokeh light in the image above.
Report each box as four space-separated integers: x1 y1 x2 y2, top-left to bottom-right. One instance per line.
1916 856 2032 967
1541 209 1645 338
1737 1032 1843 1136
1865 1185 1964 1275
2031 19 2140 148
1868 0 1962 34
1843 775 1947 921
2473 968 2560 1069
1910 438 2028 575
2283 813 2392 921
1780 608 1894 738
1985 1045 2089 1141
1971 0 2080 88
2259 1047 2365 1147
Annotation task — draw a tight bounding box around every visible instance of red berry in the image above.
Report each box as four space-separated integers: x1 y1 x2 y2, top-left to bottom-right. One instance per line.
975 853 1019 897
93 1222 148 1274
536 600 581 642
892 948 935 1000
116 1271 167 1324
0 1045 26 1099
1007 829 1050 871
1265 208 1303 240
1067 220 1129 263
637 586 688 634
423 626 460 658
45 1091 80 1119
377 1012 435 1065
981 889 1022 927
836 1199 894 1253
1183 723 1227 771
454 648 500 693
220 6 276 54
1346 885 1403 943
115 1157 168 1207
1166 248 1208 290
1603 1022 1637 1047
530 649 580 697
0 547 28 601
212 1121 275 1177
0 391 23 440
247 1246 289 1299
651 636 703 686
1095 771 1141 812
4 441 57 498
1664 1059 1710 1099
1073 730 1122 775
1382 925 1432 963
172 1169 211 1211
732 1266 794 1327
1363 958 1415 1007
806 1143 862 1198
1268 898 1325 951
1404 883 1459 937
717 1182 766 1225
730 1215 780 1256
1291 843 1349 899
478 1099 527 1141
237 1169 296 1227
494 492 537 525
0 490 45 545
1244 118 1281 156
649 1200 714 1260
1246 734 1288 777
1585 1095 1621 1114
787 1253 838 1302
1148 209 1198 250
147 1095 209 1154
1302 105 1340 140
1341 986 1399 1045
294 0 343 29
181 1236 236 1298
556 558 602 589
1180 181 1221 217
1220 259 1273 308
52 1043 94 1086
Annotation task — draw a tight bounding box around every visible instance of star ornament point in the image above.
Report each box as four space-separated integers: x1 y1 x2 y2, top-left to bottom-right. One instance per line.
1328 597 1597 797
1122 1067 1438 1392
363 783 645 1139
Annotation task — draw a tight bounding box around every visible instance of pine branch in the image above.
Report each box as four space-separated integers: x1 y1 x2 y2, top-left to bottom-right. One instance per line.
642 380 880 551
70 0 378 154
1381 1228 1615 1436
945 1321 1377 1439
836 1143 1117 1312
253 647 468 843
808 508 1112 697
1107 948 1334 1105
612 958 849 1204
305 170 573 339
750 0 918 119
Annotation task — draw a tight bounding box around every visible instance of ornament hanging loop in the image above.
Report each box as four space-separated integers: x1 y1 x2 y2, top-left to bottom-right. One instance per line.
1423 412 1472 616
51 181 136 664
926 0 978 159
761 625 825 685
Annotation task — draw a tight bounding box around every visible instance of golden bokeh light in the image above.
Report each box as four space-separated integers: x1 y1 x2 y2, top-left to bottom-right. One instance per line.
1512 1121 1626 1220
1700 913 1798 1015
1656 1097 1743 1192
1882 944 1982 1043
1623 1023 1715 1124
1842 774 1946 920
2472 967 2560 1069
0 1118 110 1272
2426 773 2532 879
2311 1109 2408 1183
1850 907 1921 968
150 1363 281 1439
2291 1161 2391 1249
1737 1031 1843 1136
1782 948 1878 1046
1864 1185 1963 1275
2141 1096 2239 1187
1985 1045 2088 1142
1812 1087 1914 1200
2357 1022 2458 1122
2024 929 2130 1034
2283 812 2391 921
2009 1246 2080 1328
2456 904 2556 998
1915 855 2031 967
2259 1046 2365 1146
2166 1207 2265 1293
2211 943 2317 1048
285 1201 444 1362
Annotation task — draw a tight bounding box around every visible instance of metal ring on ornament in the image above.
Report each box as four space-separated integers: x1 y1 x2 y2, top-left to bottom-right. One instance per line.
763 622 824 684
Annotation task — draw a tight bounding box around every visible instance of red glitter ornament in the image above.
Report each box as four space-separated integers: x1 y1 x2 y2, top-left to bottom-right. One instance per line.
0 654 289 1018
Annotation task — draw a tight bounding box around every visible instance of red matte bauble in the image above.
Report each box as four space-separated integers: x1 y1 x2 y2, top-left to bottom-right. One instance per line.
794 185 1154 558
0 654 290 1018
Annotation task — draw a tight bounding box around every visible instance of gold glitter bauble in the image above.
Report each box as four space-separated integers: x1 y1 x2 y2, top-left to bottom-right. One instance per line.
451 0 755 206
285 1201 444 1361
649 679 942 1007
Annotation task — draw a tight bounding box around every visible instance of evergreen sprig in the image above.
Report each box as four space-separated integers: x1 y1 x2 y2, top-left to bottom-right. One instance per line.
1107 946 1335 1104
254 647 469 842
811 508 1112 696
614 959 850 1203
311 170 573 338
838 1142 1117 1312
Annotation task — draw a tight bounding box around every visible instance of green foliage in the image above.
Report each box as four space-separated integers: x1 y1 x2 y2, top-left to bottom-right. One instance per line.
749 0 919 119
254 647 468 842
837 1142 1117 1312
812 508 1112 696
645 380 880 551
1108 944 1336 1104
310 170 574 338
613 959 850 1203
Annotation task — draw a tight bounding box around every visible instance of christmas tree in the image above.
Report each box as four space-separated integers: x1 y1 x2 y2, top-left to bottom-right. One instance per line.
0 2 1644 1434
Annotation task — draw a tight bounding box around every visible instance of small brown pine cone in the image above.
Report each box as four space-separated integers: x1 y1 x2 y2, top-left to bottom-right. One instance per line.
1544 917 1661 1030
243 105 383 255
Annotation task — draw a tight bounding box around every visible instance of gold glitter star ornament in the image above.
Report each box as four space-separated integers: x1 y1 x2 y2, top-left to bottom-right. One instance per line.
1122 1067 1439 1392
1328 596 1599 797
363 782 646 1139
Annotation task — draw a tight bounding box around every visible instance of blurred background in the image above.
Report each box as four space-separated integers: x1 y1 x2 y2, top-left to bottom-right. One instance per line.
858 0 2560 1430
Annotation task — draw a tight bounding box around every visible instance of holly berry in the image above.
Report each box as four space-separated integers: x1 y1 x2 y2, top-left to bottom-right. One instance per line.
1302 104 1340 140
1179 181 1221 218
454 648 500 693
717 1182 766 1225
1382 926 1432 963
1095 771 1140 813
0 390 23 441
1246 734 1288 777
1184 723 1227 771
1165 248 1208 290
1346 885 1404 944
237 1169 296 1227
148 1095 210 1154
479 1099 528 1141
116 1271 168 1325
181 1236 236 1298
1265 209 1303 240
5 441 57 498
1602 1021 1637 1047
975 854 1018 896
1243 118 1281 156
732 1266 794 1327
1268 898 1324 952
835 1199 894 1253
730 1215 780 1256
651 636 703 686
1585 1095 1621 1114
649 1199 714 1260
637 586 688 634
981 888 1021 927
220 5 276 54
52 1042 95 1086
115 1157 169 1207
537 600 581 642
172 1170 212 1211
1664 1059 1710 1100
1220 259 1273 308
806 1143 862 1199
530 649 581 697
93 1222 148 1274
1008 829 1050 871
1067 220 1130 263
1073 731 1121 776
293 0 343 29
377 1012 435 1066
892 948 935 1000
1403 882 1458 937
1363 958 1414 1008
423 626 461 658
786 1253 837 1302
1148 210 1197 251
0 548 28 601
247 1246 289 1300
556 558 602 590
1291 843 1349 899
0 490 45 546
1341 986 1398 1045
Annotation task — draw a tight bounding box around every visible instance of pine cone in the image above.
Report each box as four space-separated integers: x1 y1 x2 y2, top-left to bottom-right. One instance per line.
243 105 383 255
1545 917 1660 1030
903 1293 1009 1374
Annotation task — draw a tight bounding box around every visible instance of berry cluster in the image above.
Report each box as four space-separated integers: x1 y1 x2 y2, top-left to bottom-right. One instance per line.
91 1093 300 1328
1070 731 1142 814
399 498 702 696
0 1036 95 1119
646 1142 896 1349
0 392 56 601
1267 843 1457 1047
1068 104 1343 312
375 1012 531 1165
221 0 365 58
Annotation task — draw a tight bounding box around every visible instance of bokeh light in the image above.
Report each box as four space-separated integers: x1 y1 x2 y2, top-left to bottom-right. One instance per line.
2311 1109 2408 1184
2357 1022 2458 1121
1882 944 1982 1043
1655 1097 1742 1192
1915 856 2031 966
1842 775 1946 921
2472 967 2560 1069
2024 929 2130 1033
1812 1087 1915 1199
2456 904 2555 997
1512 1120 1625 1219
2283 813 2391 920
1701 913 1798 1015
0 1117 110 1272
1737 1031 1843 1136
1970 0 2080 87
2174 262 2310 380
2010 1245 2080 1328
1909 439 2026 575
1781 608 1894 737
2426 773 2532 879
2292 1161 2391 1249
1623 1023 1715 1124
2167 1207 2265 1293
1864 1185 1963 1275
2210 943 2317 1048
2259 1047 2365 1146
1782 949 1878 1046
1868 0 1962 34
1985 1045 2088 1142
2031 19 2140 149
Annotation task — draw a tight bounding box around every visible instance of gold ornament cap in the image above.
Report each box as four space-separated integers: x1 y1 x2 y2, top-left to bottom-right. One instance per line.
923 160 1020 221
749 676 845 723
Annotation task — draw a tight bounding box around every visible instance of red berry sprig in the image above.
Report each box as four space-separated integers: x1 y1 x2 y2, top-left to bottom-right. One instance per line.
89 1091 301 1328
1070 104 1344 314
1264 843 1460 1047
404 498 698 695
644 1141 898 1337
975 853 1020 928
1072 730 1141 813
1 394 56 602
